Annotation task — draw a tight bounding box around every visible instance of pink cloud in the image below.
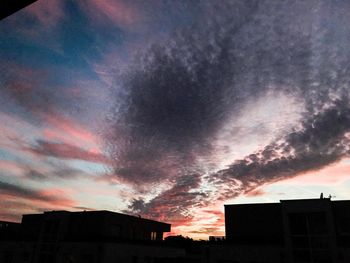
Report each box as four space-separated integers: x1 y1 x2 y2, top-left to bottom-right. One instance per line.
0 62 59 114
1 62 45 93
42 112 100 149
275 158 350 186
78 0 140 30
125 174 228 239
0 181 76 222
167 208 225 239
24 140 111 165
0 110 108 166
245 188 266 197
38 188 76 207
0 195 75 222
0 112 41 150
0 160 23 175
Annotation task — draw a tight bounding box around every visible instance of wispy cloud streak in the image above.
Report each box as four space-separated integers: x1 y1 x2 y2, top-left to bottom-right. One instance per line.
24 140 110 164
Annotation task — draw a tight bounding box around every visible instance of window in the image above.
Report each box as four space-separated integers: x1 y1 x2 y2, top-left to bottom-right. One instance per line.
151 231 157 240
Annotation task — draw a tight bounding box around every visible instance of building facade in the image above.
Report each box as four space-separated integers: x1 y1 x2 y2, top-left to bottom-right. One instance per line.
0 210 176 263
224 198 350 263
2 198 350 263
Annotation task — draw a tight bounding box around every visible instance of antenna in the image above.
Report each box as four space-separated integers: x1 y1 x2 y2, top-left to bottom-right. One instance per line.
328 194 336 199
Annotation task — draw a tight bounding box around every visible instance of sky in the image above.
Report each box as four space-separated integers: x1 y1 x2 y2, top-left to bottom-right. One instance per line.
1 0 350 239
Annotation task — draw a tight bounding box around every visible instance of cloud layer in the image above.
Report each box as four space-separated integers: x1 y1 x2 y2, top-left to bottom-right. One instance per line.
105 0 350 226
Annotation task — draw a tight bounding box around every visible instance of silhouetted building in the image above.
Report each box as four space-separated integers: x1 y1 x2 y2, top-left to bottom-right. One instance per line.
225 202 284 245
0 210 179 263
21 210 170 242
222 198 350 263
0 221 20 241
2 198 350 263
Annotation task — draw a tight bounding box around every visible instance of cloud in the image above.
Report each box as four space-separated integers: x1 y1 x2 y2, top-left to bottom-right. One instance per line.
25 0 64 28
0 160 23 176
0 180 76 222
278 158 350 186
106 2 260 183
25 139 111 164
189 227 222 235
213 98 350 199
77 0 140 30
0 63 78 116
3 0 349 237
0 179 74 206
106 0 317 184
0 157 90 182
23 164 87 181
0 0 65 52
0 63 52 112
105 0 350 234
0 62 104 127
24 169 47 180
42 112 101 148
245 189 266 197
127 174 207 224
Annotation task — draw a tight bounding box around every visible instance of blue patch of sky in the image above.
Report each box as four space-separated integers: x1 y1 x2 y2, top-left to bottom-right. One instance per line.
0 0 126 84
59 2 123 73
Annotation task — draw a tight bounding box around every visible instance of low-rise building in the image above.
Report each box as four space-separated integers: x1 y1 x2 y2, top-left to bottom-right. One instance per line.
21 210 170 242
2 198 350 263
0 210 180 263
223 198 350 263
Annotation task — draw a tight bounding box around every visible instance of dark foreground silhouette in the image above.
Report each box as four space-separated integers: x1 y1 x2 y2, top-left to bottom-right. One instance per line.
1 198 350 262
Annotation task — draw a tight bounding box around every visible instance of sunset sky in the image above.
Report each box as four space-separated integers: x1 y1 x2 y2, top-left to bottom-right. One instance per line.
1 0 350 239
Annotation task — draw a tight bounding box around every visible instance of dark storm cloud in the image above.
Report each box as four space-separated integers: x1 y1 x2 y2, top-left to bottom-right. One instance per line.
107 0 350 220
